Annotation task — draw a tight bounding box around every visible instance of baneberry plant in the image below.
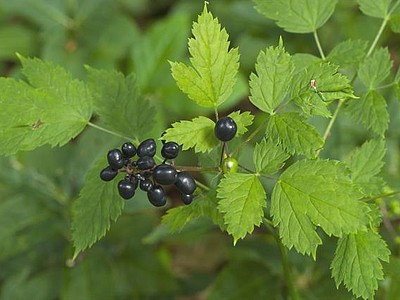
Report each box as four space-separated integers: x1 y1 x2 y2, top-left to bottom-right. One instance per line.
1 0 400 299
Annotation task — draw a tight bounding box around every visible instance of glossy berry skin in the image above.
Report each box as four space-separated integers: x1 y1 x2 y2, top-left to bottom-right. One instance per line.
180 193 193 205
100 166 118 181
214 117 237 142
161 142 179 159
147 185 166 207
118 179 136 199
121 142 137 158
222 157 238 174
175 172 196 194
140 179 153 192
107 149 124 169
136 156 155 170
137 138 156 157
153 164 177 185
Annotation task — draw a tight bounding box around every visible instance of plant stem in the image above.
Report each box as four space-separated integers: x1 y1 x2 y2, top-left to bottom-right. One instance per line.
232 120 266 156
195 180 210 191
313 30 326 60
263 218 300 300
363 190 400 201
316 99 344 157
174 165 220 173
366 0 400 57
87 121 137 143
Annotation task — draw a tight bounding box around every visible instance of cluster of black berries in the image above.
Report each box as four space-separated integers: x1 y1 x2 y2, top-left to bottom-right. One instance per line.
99 138 196 206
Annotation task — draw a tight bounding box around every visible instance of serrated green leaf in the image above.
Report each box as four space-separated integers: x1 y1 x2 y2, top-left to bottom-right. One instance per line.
358 47 392 89
346 90 389 136
217 173 266 244
249 45 294 114
253 0 338 33
292 53 321 73
228 110 254 136
291 61 356 104
357 0 391 18
327 39 368 67
348 139 386 196
71 157 125 258
170 5 239 108
162 116 218 153
253 138 290 175
162 192 225 232
271 159 368 257
87 67 154 141
0 57 92 155
266 112 324 158
331 230 390 299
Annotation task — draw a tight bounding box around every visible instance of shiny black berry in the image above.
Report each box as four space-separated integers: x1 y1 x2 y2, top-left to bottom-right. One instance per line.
100 166 118 181
180 193 193 205
161 142 179 159
137 138 156 157
121 142 136 158
107 149 124 169
118 179 136 199
214 117 237 142
140 179 153 192
137 156 155 170
153 164 177 185
147 185 166 207
175 172 196 194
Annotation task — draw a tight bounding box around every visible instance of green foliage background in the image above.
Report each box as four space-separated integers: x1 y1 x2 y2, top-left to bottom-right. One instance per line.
1 0 400 299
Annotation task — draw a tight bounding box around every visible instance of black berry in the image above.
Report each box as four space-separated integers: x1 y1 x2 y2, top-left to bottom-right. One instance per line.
161 142 179 159
137 138 156 157
140 179 153 192
118 179 136 199
153 164 177 185
100 166 118 181
136 156 155 170
107 149 124 169
214 117 237 142
121 142 136 158
147 185 166 207
180 193 193 205
175 172 196 194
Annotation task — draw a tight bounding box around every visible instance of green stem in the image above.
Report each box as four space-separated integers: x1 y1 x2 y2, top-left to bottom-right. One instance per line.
366 0 400 57
263 218 300 300
195 179 210 191
313 30 326 60
174 165 220 173
232 119 266 156
316 99 344 157
87 121 137 143
363 190 400 201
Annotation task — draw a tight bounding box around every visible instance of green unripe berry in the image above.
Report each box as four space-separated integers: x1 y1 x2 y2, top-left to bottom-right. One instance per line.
222 157 238 173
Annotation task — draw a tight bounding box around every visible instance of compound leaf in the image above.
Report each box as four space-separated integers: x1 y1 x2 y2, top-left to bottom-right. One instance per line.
253 0 338 33
266 112 324 158
346 90 389 136
170 5 239 108
331 230 390 299
357 0 392 18
71 157 125 259
217 173 266 244
271 159 368 257
358 47 392 89
249 44 294 114
228 110 254 136
0 57 92 155
253 138 290 175
162 116 218 153
87 67 154 141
